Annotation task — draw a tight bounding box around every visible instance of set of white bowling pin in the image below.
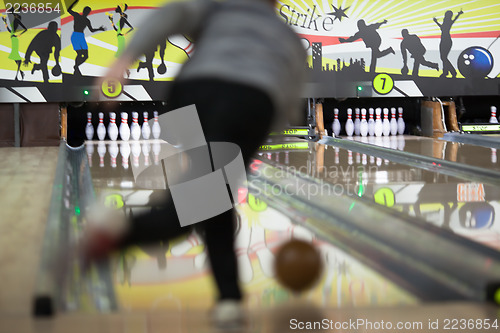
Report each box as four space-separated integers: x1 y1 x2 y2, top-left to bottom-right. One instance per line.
87 140 162 169
258 151 290 165
489 106 498 123
85 111 161 141
341 146 398 167
332 107 405 137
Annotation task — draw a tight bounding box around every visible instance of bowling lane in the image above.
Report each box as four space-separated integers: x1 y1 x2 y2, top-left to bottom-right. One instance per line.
346 135 500 173
258 138 500 251
85 141 418 312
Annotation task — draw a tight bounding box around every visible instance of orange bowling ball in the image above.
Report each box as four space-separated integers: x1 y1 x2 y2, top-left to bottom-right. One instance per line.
274 239 323 293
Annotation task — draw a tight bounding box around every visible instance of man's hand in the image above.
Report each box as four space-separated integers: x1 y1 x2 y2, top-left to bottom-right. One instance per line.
23 59 30 67
96 55 134 107
401 65 408 76
338 37 346 43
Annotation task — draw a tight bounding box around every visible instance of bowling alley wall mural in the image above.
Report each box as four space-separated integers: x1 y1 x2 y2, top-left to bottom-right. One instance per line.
0 0 499 102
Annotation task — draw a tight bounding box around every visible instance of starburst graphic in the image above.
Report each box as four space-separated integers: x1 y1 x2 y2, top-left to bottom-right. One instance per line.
326 5 349 22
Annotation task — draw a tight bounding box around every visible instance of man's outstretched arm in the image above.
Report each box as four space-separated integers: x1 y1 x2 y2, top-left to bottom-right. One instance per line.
339 32 361 43
68 0 79 16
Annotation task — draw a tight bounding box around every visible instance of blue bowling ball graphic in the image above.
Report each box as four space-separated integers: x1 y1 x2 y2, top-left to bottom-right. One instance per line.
457 46 494 78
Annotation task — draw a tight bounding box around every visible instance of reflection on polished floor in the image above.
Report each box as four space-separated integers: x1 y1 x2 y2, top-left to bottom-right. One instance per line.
2 134 500 332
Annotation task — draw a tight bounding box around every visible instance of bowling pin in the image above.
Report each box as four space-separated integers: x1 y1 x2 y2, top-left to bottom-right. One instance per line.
397 135 406 151
85 112 94 140
345 108 354 136
152 141 161 165
347 150 353 165
489 106 498 123
374 108 383 137
120 142 130 169
167 35 195 58
360 108 368 137
171 231 202 256
397 107 405 135
250 225 274 277
390 107 398 135
131 141 141 167
382 136 391 154
332 108 341 137
491 148 497 164
234 210 253 283
368 108 375 136
382 108 390 136
97 112 106 141
130 112 141 140
390 135 398 150
119 112 130 141
284 151 289 165
334 147 339 164
194 251 208 269
288 225 314 242
97 142 106 167
152 111 161 139
354 108 361 136
142 142 151 166
108 112 119 141
109 142 119 168
257 207 313 242
86 143 94 167
142 112 151 140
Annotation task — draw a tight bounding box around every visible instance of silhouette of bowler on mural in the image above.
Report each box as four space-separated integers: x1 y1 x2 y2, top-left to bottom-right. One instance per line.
24 21 61 83
339 19 394 73
2 13 28 81
137 48 156 81
68 0 106 76
137 40 170 81
108 4 134 77
158 40 168 75
433 10 463 78
400 29 439 77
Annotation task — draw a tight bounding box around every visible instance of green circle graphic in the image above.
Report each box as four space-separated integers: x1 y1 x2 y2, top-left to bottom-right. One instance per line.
101 79 123 98
374 188 395 207
248 194 268 212
104 194 124 209
372 73 394 95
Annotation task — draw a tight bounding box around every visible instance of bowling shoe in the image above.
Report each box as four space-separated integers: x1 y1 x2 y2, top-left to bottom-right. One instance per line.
211 299 245 329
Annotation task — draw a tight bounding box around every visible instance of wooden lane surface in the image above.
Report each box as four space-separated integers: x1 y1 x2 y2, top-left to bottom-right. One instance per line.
0 147 59 315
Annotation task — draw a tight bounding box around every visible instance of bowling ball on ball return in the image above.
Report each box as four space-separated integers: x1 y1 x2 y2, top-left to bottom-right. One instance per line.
274 239 322 293
457 46 493 79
